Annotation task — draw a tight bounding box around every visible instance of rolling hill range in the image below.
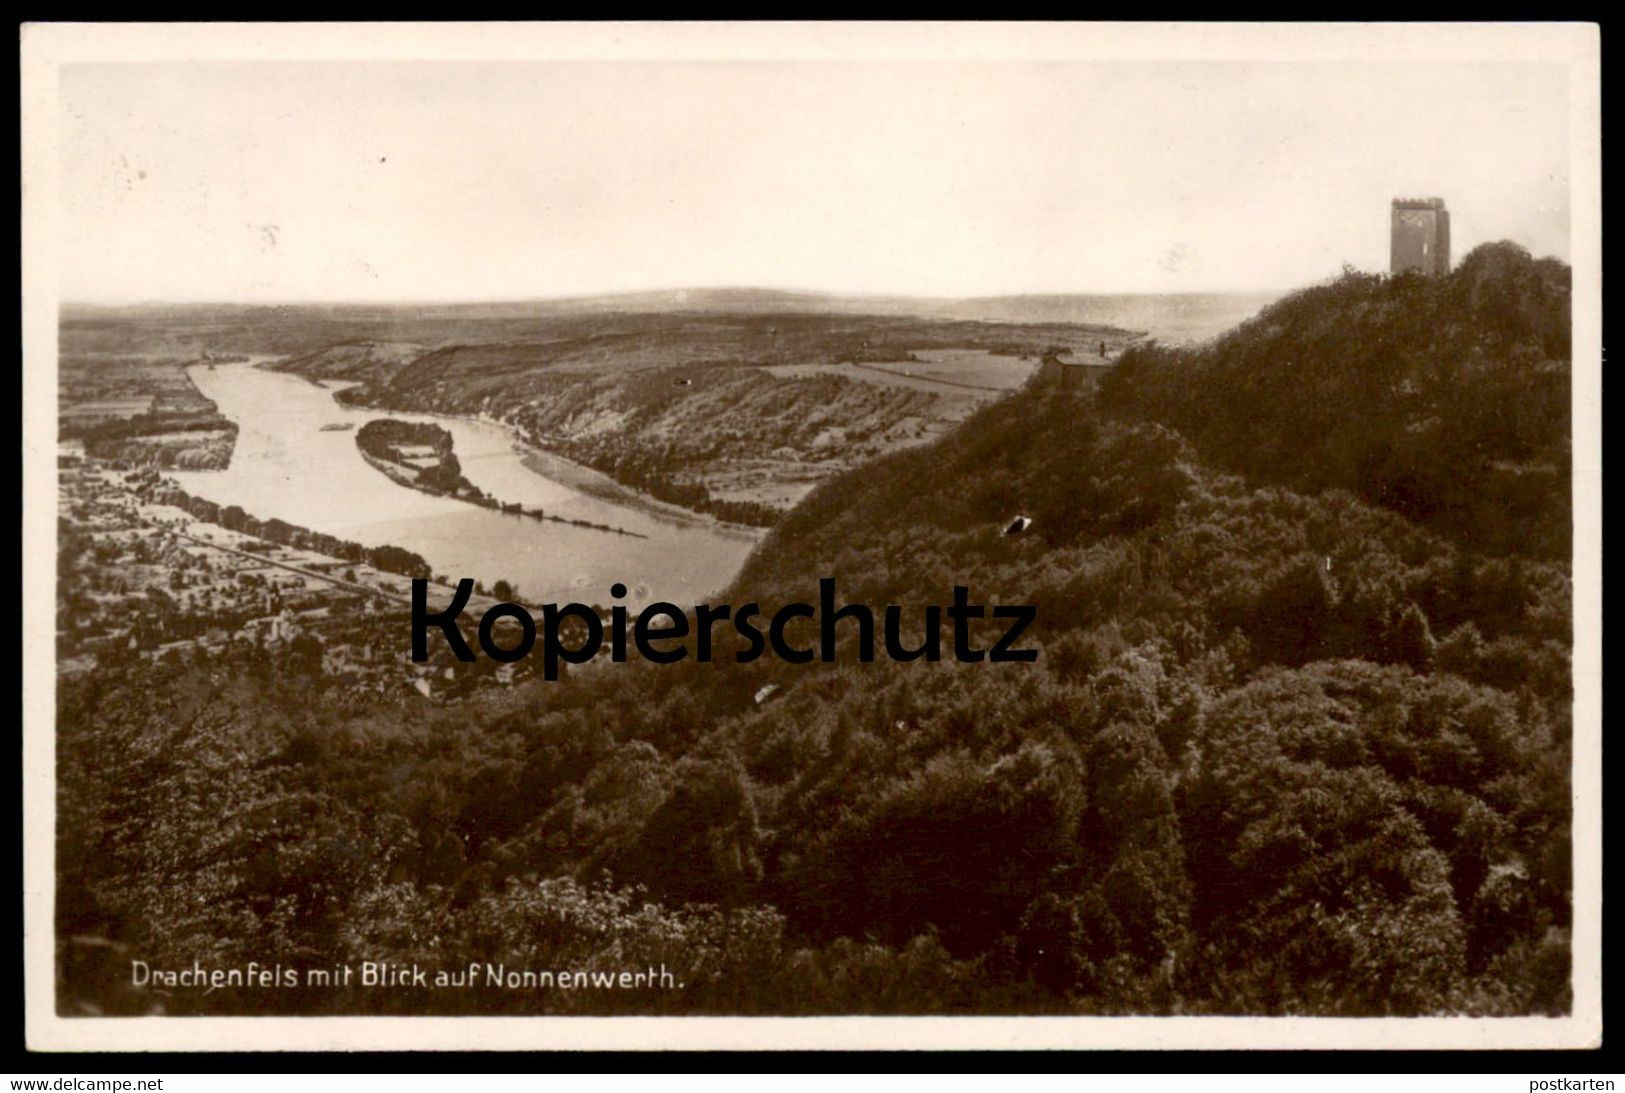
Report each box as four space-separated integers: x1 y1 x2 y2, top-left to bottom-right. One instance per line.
271 312 1143 525
58 288 1271 522
63 287 1274 344
62 303 1143 525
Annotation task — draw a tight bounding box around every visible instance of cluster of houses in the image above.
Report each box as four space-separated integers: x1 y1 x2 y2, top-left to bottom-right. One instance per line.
58 458 548 701
1041 347 1116 392
390 443 443 471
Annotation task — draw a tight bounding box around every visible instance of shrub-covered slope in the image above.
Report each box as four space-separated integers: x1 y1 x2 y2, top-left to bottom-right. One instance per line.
1098 243 1570 557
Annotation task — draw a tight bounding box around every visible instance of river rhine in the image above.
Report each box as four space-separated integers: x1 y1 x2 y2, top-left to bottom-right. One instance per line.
173 362 760 608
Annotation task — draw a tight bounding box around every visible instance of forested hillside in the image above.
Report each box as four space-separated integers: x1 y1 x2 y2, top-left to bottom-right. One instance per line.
1098 243 1571 557
58 245 1573 1017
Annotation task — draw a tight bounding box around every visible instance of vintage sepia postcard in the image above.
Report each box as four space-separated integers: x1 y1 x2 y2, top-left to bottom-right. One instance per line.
21 21 1602 1052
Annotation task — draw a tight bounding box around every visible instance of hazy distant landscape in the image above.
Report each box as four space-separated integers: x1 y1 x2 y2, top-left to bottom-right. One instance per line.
62 287 1276 340
65 290 1255 526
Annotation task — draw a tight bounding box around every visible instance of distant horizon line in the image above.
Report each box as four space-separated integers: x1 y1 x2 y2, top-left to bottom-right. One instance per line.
59 282 1298 311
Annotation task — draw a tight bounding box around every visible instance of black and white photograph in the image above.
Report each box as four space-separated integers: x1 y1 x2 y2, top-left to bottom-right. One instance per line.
21 21 1601 1053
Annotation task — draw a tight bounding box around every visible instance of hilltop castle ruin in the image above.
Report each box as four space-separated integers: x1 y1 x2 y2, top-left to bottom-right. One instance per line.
1390 197 1451 276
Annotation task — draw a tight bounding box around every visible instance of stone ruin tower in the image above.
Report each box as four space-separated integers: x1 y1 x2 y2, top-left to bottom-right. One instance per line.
1390 197 1451 276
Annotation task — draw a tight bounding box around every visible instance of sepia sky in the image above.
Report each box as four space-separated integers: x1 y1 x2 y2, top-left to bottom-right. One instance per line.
57 58 1572 303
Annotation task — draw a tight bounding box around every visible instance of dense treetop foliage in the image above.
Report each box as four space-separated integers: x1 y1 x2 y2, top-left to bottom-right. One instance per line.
354 418 480 498
1098 244 1570 557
